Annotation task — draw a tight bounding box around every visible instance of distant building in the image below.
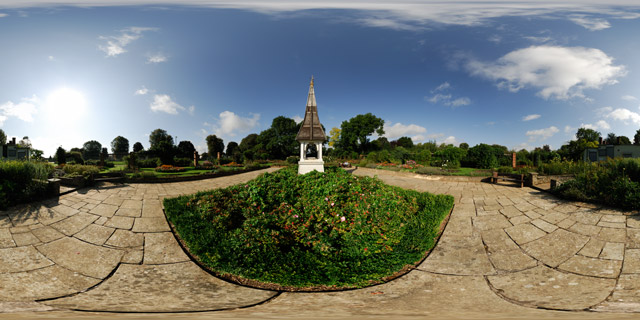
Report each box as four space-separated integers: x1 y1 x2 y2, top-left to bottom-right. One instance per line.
584 143 640 162
1 137 30 160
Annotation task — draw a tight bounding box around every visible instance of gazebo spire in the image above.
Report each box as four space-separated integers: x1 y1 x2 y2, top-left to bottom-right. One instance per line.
296 76 325 142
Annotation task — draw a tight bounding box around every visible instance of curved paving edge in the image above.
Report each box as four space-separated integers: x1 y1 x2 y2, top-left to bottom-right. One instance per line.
352 168 640 313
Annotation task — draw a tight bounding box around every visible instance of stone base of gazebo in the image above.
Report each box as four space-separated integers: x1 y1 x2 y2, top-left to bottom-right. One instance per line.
298 159 324 174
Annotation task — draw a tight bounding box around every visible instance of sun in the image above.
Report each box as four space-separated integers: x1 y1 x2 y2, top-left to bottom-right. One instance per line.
44 88 87 124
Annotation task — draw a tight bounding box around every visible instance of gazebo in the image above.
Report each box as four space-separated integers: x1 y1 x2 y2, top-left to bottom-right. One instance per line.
296 76 326 174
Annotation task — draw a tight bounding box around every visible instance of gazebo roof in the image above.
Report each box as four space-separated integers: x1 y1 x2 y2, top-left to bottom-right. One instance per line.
296 76 326 142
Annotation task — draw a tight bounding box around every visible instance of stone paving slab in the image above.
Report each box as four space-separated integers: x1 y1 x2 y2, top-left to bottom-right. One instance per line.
43 262 277 312
0 246 53 273
488 265 616 310
36 237 123 279
522 229 589 267
558 255 622 278
143 232 189 264
0 265 100 301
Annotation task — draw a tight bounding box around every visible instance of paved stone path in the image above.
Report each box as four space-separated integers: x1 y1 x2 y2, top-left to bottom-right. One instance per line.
1 167 640 318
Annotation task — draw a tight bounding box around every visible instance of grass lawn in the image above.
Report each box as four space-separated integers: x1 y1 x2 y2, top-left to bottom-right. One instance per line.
163 166 453 289
365 165 492 177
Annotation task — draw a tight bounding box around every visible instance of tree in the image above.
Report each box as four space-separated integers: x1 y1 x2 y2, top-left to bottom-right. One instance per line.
177 140 196 158
82 140 102 160
149 129 173 149
338 113 384 154
153 140 177 165
111 136 129 155
619 136 632 145
395 136 414 149
328 127 341 148
576 128 601 143
133 142 144 153
606 132 617 145
55 146 66 164
0 129 6 145
467 144 499 169
101 148 109 160
257 116 300 160
226 141 240 162
206 135 225 159
459 142 469 150
239 133 259 161
634 130 640 145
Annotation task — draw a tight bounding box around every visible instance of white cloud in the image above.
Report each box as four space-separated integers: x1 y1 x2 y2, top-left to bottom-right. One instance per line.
526 126 559 142
488 34 502 43
1 2 640 32
149 94 193 115
426 82 471 107
411 134 426 143
569 15 611 31
134 86 149 95
607 108 640 125
292 115 303 123
99 26 157 57
0 95 39 126
467 45 626 100
513 142 533 151
564 120 610 135
384 122 427 140
147 53 167 64
47 55 55 61
443 136 458 145
622 95 638 101
212 111 260 137
0 13 7 18
523 36 552 44
522 114 541 121
433 82 450 92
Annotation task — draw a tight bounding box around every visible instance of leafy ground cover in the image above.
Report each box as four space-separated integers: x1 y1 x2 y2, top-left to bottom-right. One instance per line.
362 162 492 177
553 158 640 210
164 166 453 289
0 160 53 209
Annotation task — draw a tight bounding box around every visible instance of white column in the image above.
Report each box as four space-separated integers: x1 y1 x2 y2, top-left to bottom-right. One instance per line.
317 142 323 161
300 143 305 160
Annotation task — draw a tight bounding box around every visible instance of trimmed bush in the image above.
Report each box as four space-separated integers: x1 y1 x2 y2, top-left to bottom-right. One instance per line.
164 166 453 288
173 157 192 167
137 158 161 168
0 161 53 209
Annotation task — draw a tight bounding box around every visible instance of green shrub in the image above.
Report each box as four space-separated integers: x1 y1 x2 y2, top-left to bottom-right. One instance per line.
286 156 299 164
0 161 53 209
553 158 640 210
164 166 453 288
497 166 513 174
173 157 192 167
62 164 99 178
415 166 443 175
137 157 161 168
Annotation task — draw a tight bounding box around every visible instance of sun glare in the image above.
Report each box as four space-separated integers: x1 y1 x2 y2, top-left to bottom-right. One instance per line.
45 88 87 124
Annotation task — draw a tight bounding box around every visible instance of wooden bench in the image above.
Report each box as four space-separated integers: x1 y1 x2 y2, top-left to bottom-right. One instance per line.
491 172 524 188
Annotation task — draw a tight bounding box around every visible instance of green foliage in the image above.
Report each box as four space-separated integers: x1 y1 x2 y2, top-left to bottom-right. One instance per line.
433 146 466 168
137 157 162 168
0 160 53 209
257 116 300 160
466 144 499 169
0 129 6 145
164 167 453 288
286 156 299 164
394 137 414 149
496 166 513 174
173 157 192 167
177 141 196 158
82 140 102 160
149 129 173 149
62 164 99 178
206 134 225 159
67 151 84 165
553 158 640 210
337 113 384 154
55 146 66 164
111 136 129 155
538 160 591 175
133 142 144 153
152 140 178 165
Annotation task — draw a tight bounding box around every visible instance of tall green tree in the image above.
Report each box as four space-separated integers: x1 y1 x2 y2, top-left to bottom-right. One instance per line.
55 146 66 164
149 129 173 149
328 127 341 148
177 140 196 158
226 141 240 162
239 133 259 160
619 136 632 145
133 142 144 153
338 113 384 154
394 136 414 149
82 140 102 160
634 129 640 145
0 129 6 145
206 135 225 159
606 132 617 144
576 128 601 143
257 116 300 160
111 136 129 155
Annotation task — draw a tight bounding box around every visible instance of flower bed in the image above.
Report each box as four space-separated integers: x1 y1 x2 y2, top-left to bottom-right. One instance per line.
155 165 186 173
164 166 453 289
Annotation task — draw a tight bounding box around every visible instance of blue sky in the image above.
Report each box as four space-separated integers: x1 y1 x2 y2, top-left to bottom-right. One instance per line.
1 1 640 156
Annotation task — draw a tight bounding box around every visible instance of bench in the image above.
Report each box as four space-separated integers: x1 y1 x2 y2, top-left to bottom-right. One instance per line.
491 172 524 188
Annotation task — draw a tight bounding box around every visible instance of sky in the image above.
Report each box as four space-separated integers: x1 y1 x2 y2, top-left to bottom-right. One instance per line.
1 1 640 157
